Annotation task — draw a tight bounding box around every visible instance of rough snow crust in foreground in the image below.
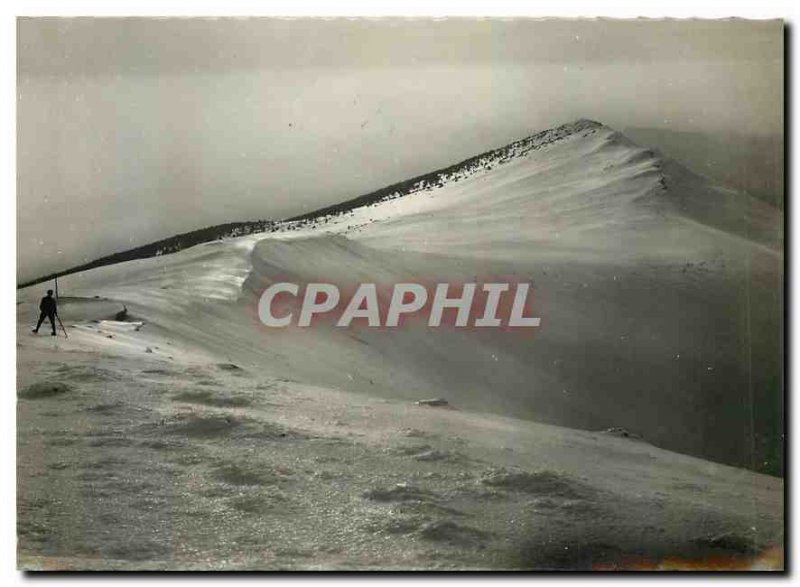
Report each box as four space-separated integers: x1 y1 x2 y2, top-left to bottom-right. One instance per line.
17 120 783 569
17 325 783 570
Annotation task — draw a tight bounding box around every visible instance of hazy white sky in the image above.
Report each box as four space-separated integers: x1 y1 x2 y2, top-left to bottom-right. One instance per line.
17 18 783 281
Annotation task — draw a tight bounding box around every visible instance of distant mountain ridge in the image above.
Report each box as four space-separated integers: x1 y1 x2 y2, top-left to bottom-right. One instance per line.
19 117 780 289
18 119 605 289
20 118 783 476
288 118 605 223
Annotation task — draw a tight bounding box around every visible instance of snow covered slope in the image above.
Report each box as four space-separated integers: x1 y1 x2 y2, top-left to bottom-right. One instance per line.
18 119 783 477
283 119 781 258
17 119 784 569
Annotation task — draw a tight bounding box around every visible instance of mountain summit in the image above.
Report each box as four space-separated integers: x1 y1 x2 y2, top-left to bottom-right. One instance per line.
21 119 780 287
19 119 783 475
16 115 784 567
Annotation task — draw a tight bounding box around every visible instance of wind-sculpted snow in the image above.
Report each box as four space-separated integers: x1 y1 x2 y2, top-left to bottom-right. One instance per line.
286 119 608 224
17 334 784 569
33 234 263 313
243 234 782 475
272 120 780 266
17 119 784 569
18 119 783 477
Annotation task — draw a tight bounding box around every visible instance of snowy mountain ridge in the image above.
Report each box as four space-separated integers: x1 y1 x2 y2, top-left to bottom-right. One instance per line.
18 118 780 289
14 115 786 564
18 118 784 475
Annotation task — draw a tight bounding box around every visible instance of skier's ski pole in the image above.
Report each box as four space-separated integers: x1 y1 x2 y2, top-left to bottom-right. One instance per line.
55 314 68 339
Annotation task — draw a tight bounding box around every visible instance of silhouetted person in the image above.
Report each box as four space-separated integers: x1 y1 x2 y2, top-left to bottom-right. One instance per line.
33 289 57 336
